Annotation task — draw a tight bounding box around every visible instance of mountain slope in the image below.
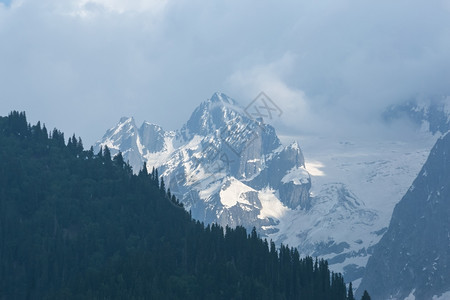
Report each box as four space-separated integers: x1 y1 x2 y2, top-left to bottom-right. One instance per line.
95 92 387 286
0 111 350 299
357 132 450 300
96 92 450 290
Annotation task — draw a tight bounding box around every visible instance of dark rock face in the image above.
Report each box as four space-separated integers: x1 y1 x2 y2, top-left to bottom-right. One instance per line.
357 132 450 300
279 181 311 209
247 142 310 210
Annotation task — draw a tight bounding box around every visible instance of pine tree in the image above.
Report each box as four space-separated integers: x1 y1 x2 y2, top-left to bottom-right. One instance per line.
77 137 84 153
150 166 155 181
67 133 79 154
42 124 48 138
51 128 65 146
113 152 125 169
139 162 148 177
347 282 355 300
361 290 371 300
103 145 112 162
7 111 28 136
87 146 94 159
160 177 166 195
97 146 103 158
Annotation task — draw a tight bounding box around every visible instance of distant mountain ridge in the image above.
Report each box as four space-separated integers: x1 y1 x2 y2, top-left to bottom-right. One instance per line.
384 96 450 135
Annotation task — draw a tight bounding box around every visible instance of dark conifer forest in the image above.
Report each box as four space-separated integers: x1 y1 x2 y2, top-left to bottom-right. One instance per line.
0 111 367 299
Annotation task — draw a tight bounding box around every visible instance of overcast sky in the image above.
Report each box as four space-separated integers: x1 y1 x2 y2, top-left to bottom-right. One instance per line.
1 0 450 146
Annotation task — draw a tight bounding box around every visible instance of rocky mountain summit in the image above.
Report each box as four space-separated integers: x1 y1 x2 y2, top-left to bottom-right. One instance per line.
96 92 311 232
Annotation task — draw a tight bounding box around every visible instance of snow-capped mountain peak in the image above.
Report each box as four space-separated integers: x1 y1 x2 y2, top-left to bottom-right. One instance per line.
209 91 237 105
100 116 138 151
96 92 310 233
95 116 175 170
119 116 135 124
181 92 247 139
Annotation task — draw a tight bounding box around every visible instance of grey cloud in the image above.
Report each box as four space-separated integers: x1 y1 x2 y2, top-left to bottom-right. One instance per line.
0 0 449 145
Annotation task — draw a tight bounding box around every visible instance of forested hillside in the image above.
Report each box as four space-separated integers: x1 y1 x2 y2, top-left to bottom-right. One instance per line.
0 111 360 299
